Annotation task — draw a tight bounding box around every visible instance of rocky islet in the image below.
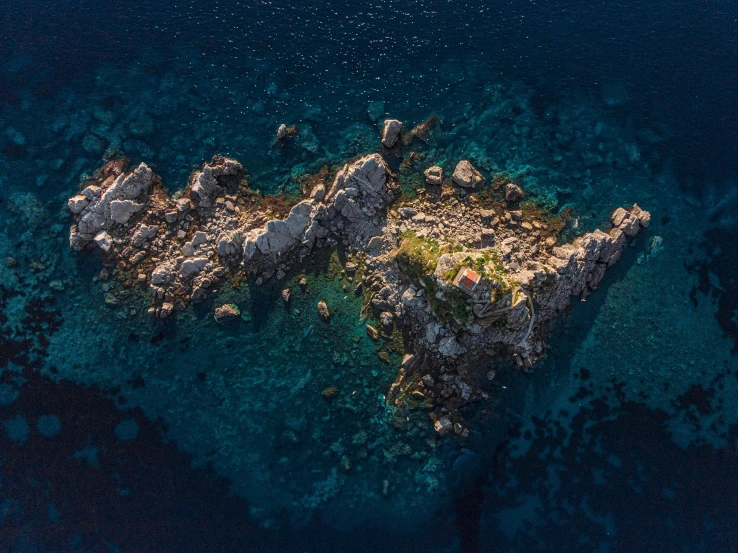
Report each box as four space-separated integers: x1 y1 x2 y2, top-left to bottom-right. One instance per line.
66 119 649 432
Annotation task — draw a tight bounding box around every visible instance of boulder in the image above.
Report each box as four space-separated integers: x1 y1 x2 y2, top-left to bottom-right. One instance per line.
317 300 331 321
452 160 484 188
181 257 208 278
434 417 453 436
214 304 240 323
151 263 177 285
94 231 113 252
310 184 326 201
424 166 443 185
159 302 174 319
381 119 402 148
131 225 159 247
505 183 523 201
67 195 89 214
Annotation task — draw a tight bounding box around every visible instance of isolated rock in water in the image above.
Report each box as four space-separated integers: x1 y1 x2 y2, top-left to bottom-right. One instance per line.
381 119 402 148
424 165 443 185
214 304 240 323
452 160 484 188
282 288 291 302
158 302 174 319
317 300 331 321
276 124 289 140
505 183 523 201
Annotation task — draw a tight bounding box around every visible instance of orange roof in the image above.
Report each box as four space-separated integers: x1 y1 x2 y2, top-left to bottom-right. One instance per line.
456 268 481 291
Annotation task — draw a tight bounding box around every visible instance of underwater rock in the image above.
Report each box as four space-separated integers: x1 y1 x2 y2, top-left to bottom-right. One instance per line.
452 160 485 188
381 119 402 148
367 101 385 122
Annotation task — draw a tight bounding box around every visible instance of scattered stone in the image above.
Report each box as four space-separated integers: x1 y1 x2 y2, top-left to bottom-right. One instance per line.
282 288 291 302
276 124 289 140
452 160 485 188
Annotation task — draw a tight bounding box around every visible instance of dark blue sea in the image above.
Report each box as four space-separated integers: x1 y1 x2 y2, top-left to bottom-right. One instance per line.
1 1 737 551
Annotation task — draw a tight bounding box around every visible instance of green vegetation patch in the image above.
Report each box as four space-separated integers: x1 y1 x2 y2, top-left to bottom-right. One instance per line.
394 231 445 282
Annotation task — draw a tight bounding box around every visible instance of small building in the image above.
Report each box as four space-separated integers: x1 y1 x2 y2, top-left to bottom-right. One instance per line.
452 267 482 296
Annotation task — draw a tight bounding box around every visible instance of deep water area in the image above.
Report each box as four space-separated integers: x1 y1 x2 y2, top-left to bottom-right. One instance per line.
1 1 738 551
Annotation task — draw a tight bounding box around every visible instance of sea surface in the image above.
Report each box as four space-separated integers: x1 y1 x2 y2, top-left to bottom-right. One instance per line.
1 1 737 552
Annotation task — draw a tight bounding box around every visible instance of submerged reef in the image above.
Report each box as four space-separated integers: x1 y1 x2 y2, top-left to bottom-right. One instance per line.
66 119 649 433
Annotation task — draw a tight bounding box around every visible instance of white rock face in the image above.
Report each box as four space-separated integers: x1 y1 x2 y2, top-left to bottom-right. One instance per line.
94 231 113 252
151 263 177 285
254 200 314 255
69 162 153 249
189 157 243 208
109 200 145 224
381 119 402 148
67 195 89 214
452 160 484 188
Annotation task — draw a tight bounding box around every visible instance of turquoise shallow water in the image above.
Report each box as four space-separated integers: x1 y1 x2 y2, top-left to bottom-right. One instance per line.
1 1 738 551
